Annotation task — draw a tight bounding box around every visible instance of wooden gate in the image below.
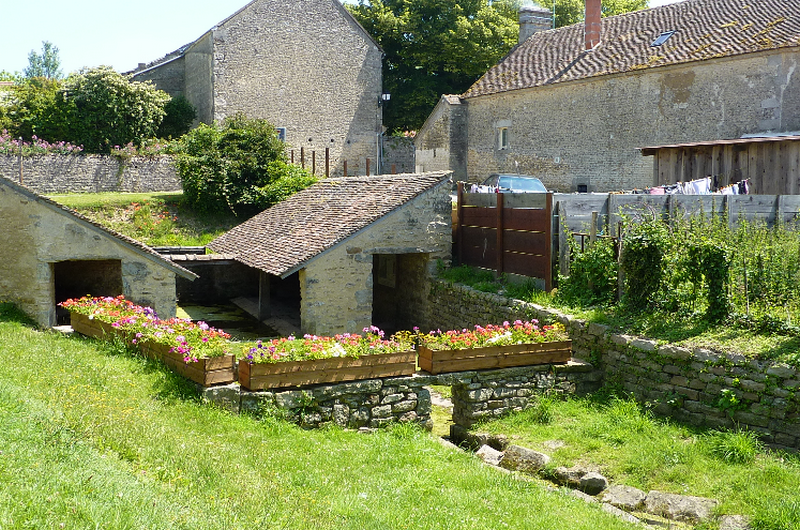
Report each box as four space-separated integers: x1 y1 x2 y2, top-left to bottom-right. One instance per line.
455 183 553 290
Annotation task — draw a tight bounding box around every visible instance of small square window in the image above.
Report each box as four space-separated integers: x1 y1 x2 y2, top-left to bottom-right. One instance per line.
498 127 509 150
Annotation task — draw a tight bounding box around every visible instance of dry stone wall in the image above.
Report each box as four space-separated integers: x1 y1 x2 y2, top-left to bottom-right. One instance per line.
425 281 800 450
0 154 181 194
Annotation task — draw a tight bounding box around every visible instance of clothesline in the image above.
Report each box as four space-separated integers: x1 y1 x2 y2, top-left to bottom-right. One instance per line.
620 177 750 196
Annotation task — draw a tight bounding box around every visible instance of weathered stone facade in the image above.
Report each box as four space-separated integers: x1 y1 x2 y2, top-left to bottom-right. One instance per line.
300 180 452 335
424 281 800 450
381 136 415 175
415 95 468 182
0 177 192 328
0 154 180 194
416 0 800 193
133 0 383 177
462 51 800 192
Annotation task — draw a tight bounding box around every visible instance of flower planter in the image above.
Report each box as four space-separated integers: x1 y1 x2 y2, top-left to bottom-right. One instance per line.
418 340 572 375
70 311 235 387
70 312 118 340
239 350 417 391
139 340 236 387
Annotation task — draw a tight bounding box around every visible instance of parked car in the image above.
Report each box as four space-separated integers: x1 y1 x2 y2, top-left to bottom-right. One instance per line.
481 174 547 193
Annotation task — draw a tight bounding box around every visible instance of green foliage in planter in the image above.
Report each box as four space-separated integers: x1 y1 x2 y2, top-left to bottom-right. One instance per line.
175 113 317 216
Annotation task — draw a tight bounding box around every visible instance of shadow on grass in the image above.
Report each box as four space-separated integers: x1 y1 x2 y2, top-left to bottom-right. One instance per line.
84 335 203 404
0 302 38 327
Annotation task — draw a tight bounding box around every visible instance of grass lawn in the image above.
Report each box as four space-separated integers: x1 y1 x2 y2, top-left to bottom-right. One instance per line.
475 394 800 530
0 305 637 530
46 191 240 247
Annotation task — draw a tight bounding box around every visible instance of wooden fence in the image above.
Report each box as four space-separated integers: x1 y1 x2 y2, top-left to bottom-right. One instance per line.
455 190 800 289
454 184 553 290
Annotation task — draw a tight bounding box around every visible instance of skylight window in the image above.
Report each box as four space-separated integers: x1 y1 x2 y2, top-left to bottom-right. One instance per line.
651 31 676 47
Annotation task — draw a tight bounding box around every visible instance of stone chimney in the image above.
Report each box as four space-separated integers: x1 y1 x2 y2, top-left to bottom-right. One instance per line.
585 0 602 49
519 5 553 44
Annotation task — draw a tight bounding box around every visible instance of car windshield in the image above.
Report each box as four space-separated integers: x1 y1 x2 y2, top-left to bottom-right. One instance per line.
498 176 546 192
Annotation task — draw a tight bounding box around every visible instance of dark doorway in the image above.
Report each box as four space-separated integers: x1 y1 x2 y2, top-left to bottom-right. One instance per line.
373 253 429 335
53 260 123 324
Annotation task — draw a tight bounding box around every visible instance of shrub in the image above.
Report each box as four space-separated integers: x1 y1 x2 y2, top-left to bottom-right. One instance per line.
57 67 170 153
557 236 618 306
620 216 669 310
175 113 316 215
157 95 196 139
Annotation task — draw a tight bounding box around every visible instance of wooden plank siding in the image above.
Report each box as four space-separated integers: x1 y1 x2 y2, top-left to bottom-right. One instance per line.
648 139 800 195
456 185 553 290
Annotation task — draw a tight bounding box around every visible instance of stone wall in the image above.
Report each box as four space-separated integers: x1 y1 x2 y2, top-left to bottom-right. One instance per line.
423 281 800 450
451 362 602 427
203 362 603 431
205 375 434 430
415 96 468 182
452 49 800 192
0 154 181 194
381 136 415 175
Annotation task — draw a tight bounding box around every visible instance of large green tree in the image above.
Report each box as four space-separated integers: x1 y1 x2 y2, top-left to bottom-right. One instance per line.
58 66 169 152
549 0 649 28
176 114 317 216
347 0 520 133
24 41 64 80
348 0 648 133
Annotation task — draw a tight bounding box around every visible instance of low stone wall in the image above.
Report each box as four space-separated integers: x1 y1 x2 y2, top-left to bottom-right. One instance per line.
424 281 800 451
451 361 602 427
201 361 603 430
0 154 181 194
204 375 434 429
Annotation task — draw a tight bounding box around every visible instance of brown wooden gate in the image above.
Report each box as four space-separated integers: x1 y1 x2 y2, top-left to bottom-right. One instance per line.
455 183 553 290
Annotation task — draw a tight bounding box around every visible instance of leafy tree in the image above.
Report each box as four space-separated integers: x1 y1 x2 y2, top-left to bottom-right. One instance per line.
157 95 197 139
347 0 520 133
0 77 66 141
24 41 64 80
58 66 170 153
549 0 649 28
175 114 317 216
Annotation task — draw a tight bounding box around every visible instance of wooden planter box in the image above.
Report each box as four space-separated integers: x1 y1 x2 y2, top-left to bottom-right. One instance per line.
138 340 236 387
418 340 572 375
70 312 118 340
239 351 416 391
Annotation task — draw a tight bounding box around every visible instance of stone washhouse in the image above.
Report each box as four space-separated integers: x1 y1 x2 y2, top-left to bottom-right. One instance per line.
208 172 453 336
0 175 196 328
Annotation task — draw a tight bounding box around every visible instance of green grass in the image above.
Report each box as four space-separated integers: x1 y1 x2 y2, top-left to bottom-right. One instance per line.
0 306 638 530
476 394 800 530
46 191 239 246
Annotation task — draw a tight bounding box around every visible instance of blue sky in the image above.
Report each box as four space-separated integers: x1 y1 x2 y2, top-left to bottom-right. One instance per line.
1 0 682 76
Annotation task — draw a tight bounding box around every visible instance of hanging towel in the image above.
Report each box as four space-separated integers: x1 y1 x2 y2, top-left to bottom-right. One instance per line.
649 186 665 195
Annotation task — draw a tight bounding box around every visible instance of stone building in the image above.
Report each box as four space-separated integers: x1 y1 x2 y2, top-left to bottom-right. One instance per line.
415 0 800 192
208 172 452 336
131 0 383 176
0 176 196 328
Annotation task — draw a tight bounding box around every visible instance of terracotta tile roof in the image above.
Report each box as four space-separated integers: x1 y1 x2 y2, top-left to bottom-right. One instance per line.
0 176 196 280
464 0 800 98
208 172 451 277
